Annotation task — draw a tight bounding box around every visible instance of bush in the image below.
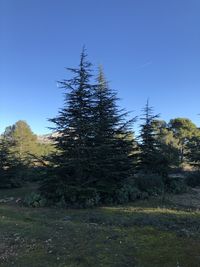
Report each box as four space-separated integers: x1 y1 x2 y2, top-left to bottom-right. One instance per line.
115 180 142 204
186 172 200 187
25 166 47 182
0 170 22 189
58 186 101 208
135 174 164 196
166 177 187 194
41 179 142 207
23 192 47 207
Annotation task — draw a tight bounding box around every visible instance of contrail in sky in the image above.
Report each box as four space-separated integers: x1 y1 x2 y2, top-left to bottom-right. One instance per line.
135 61 152 71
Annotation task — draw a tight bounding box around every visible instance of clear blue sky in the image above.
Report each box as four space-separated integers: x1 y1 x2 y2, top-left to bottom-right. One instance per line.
1 0 200 134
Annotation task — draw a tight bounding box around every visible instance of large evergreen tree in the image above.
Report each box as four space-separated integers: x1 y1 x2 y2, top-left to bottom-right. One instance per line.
40 53 136 206
92 66 136 202
40 48 96 205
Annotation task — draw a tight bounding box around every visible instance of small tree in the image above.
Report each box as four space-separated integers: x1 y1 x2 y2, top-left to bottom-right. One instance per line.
0 137 22 188
138 100 160 174
4 120 38 164
152 120 180 169
187 135 200 169
169 118 198 164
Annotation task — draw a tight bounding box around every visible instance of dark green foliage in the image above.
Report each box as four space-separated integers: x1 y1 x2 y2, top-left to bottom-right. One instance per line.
169 118 199 163
40 48 96 205
60 186 100 208
3 120 38 163
115 179 142 203
135 174 164 196
25 166 47 182
137 110 189 196
0 120 55 188
138 105 180 180
42 174 101 208
138 101 160 174
40 52 136 206
152 120 180 168
186 135 200 169
186 172 200 187
0 138 23 188
3 121 54 165
91 66 136 202
166 177 187 194
23 192 47 207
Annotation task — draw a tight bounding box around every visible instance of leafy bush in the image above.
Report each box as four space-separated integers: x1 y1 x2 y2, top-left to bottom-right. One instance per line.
58 186 101 208
186 172 200 187
0 170 22 189
26 166 47 182
115 180 142 204
43 180 143 207
23 192 47 207
166 177 187 194
135 174 164 196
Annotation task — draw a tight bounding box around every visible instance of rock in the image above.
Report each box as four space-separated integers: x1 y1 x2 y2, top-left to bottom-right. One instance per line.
16 198 22 204
0 197 14 203
63 216 72 221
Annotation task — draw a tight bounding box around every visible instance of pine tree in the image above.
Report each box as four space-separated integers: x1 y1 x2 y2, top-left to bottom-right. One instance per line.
138 100 160 173
0 137 21 188
92 66 136 202
40 55 136 206
152 120 180 170
187 135 200 169
40 48 96 205
4 120 38 164
169 118 199 164
0 138 11 188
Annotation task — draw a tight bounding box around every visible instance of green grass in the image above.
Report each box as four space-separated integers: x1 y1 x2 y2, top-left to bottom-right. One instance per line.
1 186 200 266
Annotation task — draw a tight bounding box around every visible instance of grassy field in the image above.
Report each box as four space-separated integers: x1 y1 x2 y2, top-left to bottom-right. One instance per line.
1 185 200 267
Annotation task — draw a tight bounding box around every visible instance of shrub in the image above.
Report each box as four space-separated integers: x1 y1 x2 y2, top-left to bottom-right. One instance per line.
135 174 164 196
186 172 200 187
166 177 187 194
59 186 101 208
115 180 142 204
26 166 47 182
23 192 47 207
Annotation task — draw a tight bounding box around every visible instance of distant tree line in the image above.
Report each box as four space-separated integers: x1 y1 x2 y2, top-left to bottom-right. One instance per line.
1 49 200 206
